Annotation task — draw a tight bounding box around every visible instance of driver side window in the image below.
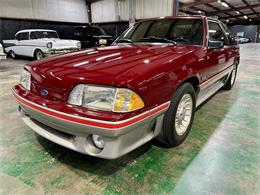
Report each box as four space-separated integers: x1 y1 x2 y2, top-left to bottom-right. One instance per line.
16 32 29 41
208 21 228 45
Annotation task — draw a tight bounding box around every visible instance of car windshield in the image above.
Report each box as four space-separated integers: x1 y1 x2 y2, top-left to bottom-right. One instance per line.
30 31 59 39
92 27 106 36
74 27 106 38
116 19 204 45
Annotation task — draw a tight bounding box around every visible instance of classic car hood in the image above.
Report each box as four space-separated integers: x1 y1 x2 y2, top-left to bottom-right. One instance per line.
38 38 77 42
26 43 201 92
49 39 79 48
93 35 113 38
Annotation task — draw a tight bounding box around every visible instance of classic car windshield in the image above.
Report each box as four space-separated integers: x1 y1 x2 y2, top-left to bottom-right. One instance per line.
30 31 59 39
116 19 204 45
92 27 106 36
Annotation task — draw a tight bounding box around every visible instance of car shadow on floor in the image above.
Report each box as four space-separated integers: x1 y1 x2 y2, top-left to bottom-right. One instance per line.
36 88 239 178
36 136 152 176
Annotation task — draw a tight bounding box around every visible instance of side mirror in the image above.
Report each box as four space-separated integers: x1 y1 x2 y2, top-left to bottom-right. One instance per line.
208 40 224 49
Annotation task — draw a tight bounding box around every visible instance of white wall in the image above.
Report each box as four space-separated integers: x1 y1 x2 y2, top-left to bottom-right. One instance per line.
0 0 89 23
91 0 173 23
118 0 129 21
91 0 118 23
135 0 173 19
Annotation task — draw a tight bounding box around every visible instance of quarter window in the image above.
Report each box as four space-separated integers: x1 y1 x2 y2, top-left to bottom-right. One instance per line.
208 21 228 45
16 32 29 41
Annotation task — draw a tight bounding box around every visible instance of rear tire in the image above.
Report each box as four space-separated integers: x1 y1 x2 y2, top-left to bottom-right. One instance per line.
9 50 16 59
223 63 238 90
162 83 196 147
34 49 44 60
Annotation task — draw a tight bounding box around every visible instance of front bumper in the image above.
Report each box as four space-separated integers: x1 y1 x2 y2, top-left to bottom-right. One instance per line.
13 88 169 159
44 48 80 56
0 53 6 60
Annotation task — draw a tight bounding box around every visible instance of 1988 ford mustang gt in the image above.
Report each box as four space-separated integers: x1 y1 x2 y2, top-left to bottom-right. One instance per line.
12 16 239 159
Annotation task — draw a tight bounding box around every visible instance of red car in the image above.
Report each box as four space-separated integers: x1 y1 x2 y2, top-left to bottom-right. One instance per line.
13 16 239 159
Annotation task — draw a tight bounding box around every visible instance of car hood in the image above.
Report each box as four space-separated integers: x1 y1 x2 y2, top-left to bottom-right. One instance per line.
26 43 200 91
51 39 79 48
36 38 79 47
93 35 114 39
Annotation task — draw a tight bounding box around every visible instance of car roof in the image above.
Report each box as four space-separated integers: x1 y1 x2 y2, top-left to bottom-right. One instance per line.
74 26 100 29
16 29 57 34
137 15 220 22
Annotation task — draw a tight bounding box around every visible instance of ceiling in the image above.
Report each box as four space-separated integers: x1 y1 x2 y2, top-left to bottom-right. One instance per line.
179 0 260 24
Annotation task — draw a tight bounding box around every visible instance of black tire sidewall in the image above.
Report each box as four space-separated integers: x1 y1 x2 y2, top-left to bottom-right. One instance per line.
35 50 43 60
10 50 16 58
163 83 196 146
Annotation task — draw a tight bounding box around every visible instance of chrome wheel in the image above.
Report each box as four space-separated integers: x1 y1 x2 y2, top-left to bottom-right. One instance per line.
230 67 237 85
175 93 193 136
36 50 43 60
10 51 16 58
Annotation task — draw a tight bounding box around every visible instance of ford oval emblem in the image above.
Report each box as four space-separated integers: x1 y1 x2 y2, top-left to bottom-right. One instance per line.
40 90 48 96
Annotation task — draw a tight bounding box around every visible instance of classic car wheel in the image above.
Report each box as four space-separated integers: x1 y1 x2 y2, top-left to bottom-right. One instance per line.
9 50 16 59
162 83 196 146
175 94 193 136
34 50 44 60
223 63 238 90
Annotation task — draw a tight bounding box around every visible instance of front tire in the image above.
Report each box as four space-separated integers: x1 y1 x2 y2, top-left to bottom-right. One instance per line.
34 49 44 60
9 50 16 59
162 83 196 147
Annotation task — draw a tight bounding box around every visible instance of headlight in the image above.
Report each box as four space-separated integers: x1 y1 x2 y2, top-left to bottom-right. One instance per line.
77 42 81 49
99 39 107 45
46 42 52 49
20 69 31 90
68 84 144 113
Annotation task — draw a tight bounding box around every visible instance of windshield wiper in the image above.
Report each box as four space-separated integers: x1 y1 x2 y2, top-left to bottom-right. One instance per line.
115 39 133 44
140 36 177 44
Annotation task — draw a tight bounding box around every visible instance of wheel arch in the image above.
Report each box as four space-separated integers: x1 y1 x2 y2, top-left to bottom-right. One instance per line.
179 76 200 94
173 70 200 95
166 68 200 103
34 48 42 55
5 47 12 54
33 48 43 58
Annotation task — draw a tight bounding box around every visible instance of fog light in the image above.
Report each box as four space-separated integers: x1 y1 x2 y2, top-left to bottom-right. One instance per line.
92 134 104 149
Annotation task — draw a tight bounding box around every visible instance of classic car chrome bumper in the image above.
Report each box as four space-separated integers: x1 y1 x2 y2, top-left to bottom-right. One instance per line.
13 89 169 159
0 54 6 60
44 48 80 56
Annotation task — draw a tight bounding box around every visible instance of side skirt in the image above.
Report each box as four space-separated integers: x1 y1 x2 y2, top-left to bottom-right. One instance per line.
196 66 233 107
196 77 226 107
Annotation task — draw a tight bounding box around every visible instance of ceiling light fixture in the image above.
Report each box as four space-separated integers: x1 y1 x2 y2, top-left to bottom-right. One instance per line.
236 11 240 14
221 2 229 7
218 0 229 8
226 19 229 22
244 15 248 19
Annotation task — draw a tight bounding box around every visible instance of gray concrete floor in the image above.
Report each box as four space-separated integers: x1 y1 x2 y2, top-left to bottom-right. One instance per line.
0 43 259 194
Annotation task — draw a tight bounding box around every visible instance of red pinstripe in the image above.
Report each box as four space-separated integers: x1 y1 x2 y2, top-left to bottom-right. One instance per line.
13 91 169 129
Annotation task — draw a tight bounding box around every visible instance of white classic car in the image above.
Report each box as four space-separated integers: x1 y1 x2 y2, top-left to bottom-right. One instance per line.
233 36 251 44
0 43 7 60
2 29 81 60
238 37 251 43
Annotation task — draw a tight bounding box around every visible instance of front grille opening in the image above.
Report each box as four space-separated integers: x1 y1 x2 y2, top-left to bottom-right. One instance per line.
31 118 74 140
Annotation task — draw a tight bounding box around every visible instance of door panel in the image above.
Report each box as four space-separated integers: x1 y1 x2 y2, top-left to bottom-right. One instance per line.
206 21 231 80
14 32 33 57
